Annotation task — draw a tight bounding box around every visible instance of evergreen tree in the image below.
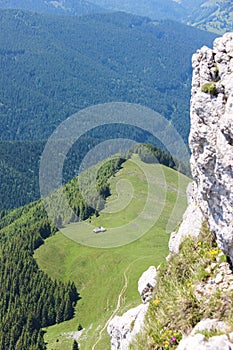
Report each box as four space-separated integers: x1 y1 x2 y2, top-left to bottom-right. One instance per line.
72 340 79 350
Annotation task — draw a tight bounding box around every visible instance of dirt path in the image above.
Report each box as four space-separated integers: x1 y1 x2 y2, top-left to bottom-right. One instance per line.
91 268 129 350
91 256 147 350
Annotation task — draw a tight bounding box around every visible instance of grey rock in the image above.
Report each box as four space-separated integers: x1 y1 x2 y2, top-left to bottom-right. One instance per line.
138 266 157 303
191 318 230 335
215 273 224 284
177 319 232 350
108 265 157 349
168 182 204 257
177 334 233 350
108 31 233 350
107 303 149 350
190 32 233 264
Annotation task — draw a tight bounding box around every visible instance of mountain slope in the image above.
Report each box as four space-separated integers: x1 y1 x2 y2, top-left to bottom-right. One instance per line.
0 141 45 209
185 0 233 34
35 157 191 349
0 0 106 16
0 9 217 210
90 0 233 33
0 153 190 349
0 10 217 141
85 0 188 21
1 0 231 34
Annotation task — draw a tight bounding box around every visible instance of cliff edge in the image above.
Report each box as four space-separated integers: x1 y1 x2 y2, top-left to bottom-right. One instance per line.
108 32 233 350
189 32 233 264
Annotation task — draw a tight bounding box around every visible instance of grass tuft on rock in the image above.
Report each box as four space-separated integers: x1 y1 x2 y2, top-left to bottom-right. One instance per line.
201 82 218 96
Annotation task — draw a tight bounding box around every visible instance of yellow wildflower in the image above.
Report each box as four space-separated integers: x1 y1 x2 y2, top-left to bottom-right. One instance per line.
153 298 160 307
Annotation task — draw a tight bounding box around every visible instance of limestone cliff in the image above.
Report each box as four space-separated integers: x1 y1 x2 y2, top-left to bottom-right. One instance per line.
189 32 233 263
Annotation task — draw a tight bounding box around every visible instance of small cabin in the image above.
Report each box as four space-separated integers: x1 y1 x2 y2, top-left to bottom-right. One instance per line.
93 226 106 234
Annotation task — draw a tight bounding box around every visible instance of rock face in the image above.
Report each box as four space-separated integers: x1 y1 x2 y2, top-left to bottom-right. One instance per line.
107 266 157 350
189 32 233 262
177 333 233 350
168 182 204 257
177 319 233 350
107 303 149 350
138 265 157 303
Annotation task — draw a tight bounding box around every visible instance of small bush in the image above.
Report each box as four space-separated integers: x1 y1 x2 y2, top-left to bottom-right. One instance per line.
201 82 217 96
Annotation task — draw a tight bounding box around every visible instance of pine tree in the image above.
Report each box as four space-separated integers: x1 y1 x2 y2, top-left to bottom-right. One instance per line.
72 339 79 350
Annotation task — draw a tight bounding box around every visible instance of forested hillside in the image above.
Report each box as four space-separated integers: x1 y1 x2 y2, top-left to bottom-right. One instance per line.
0 10 216 141
87 0 188 21
1 0 231 34
0 156 126 349
185 0 233 34
0 0 106 16
0 10 216 210
90 0 233 34
0 199 79 350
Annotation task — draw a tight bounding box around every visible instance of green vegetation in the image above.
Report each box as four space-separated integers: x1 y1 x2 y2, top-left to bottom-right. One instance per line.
0 10 216 142
185 0 233 34
0 140 45 210
0 201 79 350
87 0 233 34
0 0 105 16
2 0 232 35
0 155 128 349
0 138 191 212
35 157 190 349
0 9 217 210
131 223 233 349
201 82 218 95
129 144 191 176
198 329 224 340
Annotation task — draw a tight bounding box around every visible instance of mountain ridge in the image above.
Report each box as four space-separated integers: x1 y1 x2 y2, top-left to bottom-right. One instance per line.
0 0 107 16
0 9 217 142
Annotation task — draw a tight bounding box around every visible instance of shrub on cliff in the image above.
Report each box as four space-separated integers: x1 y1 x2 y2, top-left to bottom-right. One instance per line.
201 82 217 96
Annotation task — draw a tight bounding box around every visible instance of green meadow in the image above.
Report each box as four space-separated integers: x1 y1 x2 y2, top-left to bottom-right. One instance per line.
35 157 190 350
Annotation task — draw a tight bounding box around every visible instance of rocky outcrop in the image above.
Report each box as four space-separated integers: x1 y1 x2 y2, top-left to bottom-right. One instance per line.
194 258 233 299
177 318 233 350
168 182 204 257
170 33 233 259
107 266 157 350
189 32 233 263
171 32 233 350
107 303 149 350
138 265 157 303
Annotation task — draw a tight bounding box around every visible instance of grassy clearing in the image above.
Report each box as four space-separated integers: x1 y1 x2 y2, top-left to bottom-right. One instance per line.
131 223 233 350
35 157 190 350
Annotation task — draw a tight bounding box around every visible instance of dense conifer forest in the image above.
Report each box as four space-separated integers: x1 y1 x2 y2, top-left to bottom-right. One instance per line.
0 202 79 349
0 10 216 141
